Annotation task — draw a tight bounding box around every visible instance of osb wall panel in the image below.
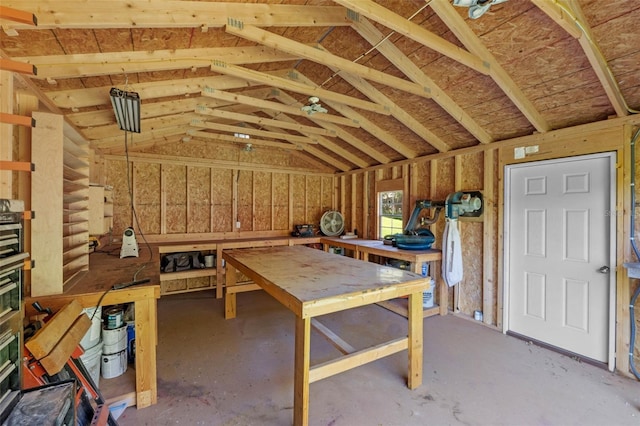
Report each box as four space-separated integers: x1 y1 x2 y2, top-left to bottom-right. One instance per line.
305 175 322 225
291 175 306 225
354 174 363 236
435 158 456 200
163 164 187 234
254 171 272 231
162 279 187 294
187 167 211 234
343 175 353 233
460 152 484 190
458 222 484 314
273 173 289 230
211 169 232 233
134 162 161 235
321 176 333 211
237 170 252 232
106 159 131 236
187 276 212 290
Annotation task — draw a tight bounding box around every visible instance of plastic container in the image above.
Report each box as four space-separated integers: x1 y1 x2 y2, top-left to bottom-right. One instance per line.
126 322 135 363
102 325 127 354
102 350 127 379
79 340 102 388
422 278 434 309
80 306 102 350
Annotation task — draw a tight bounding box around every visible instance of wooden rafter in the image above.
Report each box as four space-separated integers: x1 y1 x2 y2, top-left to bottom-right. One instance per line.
188 130 301 151
334 0 489 76
191 120 318 145
283 69 418 159
225 23 432 101
429 0 550 133
195 107 336 138
200 88 360 128
274 91 384 167
532 0 629 117
351 18 493 144
16 46 296 80
2 2 350 29
0 6 37 26
210 62 389 115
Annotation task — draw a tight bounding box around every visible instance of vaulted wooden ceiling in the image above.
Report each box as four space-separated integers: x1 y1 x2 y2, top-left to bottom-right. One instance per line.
2 0 639 173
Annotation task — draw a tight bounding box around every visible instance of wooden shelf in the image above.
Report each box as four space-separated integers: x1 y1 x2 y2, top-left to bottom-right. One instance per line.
376 298 441 319
159 268 218 282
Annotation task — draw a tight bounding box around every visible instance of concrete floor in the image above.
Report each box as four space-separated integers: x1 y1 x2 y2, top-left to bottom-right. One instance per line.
118 291 639 426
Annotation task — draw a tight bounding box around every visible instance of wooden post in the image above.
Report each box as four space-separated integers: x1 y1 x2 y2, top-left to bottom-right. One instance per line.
483 149 495 325
293 316 311 426
224 259 237 319
0 71 13 199
407 290 423 389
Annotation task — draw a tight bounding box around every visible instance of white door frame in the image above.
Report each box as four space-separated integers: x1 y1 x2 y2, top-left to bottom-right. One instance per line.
503 152 617 371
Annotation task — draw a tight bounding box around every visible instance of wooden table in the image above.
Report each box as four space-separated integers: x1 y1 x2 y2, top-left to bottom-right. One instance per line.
223 245 428 426
24 251 160 409
320 237 446 317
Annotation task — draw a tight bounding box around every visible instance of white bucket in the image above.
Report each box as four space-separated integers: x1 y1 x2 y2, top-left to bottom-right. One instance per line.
102 325 127 354
79 340 102 389
101 350 127 379
204 254 215 268
80 306 102 351
422 278 434 308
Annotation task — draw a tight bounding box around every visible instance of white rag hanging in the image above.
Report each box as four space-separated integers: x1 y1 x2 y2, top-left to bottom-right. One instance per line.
442 218 463 287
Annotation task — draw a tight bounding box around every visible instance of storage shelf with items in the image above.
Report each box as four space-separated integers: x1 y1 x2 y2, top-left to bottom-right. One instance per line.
158 244 219 296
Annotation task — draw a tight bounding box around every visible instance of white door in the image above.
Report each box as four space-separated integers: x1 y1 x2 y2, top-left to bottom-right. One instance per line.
504 153 615 365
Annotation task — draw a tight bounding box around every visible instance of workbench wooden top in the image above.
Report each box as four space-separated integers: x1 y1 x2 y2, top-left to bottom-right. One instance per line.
223 245 429 318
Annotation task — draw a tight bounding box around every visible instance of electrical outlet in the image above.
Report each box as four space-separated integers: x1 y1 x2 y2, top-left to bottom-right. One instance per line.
236 221 241 229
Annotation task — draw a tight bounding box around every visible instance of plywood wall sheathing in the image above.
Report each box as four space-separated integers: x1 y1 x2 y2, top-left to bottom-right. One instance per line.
187 167 211 234
254 171 272 231
106 160 130 236
305 175 322 225
273 173 289 231
163 164 187 234
211 169 233 233
134 162 161 235
291 174 306 226
237 169 252 232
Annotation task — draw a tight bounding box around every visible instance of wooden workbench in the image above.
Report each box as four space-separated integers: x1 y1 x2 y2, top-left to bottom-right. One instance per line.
320 237 446 317
24 250 160 409
223 245 428 426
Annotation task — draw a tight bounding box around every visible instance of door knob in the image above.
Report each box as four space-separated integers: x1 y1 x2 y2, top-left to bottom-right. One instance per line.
598 266 610 274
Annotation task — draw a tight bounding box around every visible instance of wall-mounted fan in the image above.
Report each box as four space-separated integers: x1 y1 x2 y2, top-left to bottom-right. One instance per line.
301 96 328 115
453 0 508 19
319 210 345 236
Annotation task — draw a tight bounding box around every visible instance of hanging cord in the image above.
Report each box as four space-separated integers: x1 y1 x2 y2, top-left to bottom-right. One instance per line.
628 127 640 380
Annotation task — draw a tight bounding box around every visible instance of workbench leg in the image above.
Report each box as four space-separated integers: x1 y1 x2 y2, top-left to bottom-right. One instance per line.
407 291 423 390
134 297 158 407
293 316 311 426
435 260 448 316
224 262 237 319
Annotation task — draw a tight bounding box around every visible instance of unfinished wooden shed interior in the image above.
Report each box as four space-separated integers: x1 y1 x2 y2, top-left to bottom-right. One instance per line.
1 0 640 424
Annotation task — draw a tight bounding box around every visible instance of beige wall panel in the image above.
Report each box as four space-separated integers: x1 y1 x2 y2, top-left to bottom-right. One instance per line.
237 170 252 232
354 174 363 235
134 162 161 234
321 176 333 211
164 164 187 234
187 167 211 233
415 161 431 200
291 175 306 225
211 169 232 233
435 158 456 200
460 152 484 190
187 276 211 290
306 175 322 225
254 171 272 231
273 173 289 230
162 279 188 294
106 159 131 236
343 176 352 232
458 222 484 315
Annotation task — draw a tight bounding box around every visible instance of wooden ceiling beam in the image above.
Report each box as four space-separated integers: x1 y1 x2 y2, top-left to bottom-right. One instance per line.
532 0 629 117
275 90 390 166
3 2 350 29
210 62 389 115
16 46 296 80
195 107 336 137
191 120 318 145
335 0 490 76
352 18 492 144
89 126 191 150
188 130 301 151
48 75 257 109
224 23 432 100
262 108 369 169
429 0 550 133
285 69 417 159
201 88 360 128
83 113 202 141
320 58 449 154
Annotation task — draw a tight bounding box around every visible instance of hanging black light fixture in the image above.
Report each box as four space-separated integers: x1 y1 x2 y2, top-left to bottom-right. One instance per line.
109 87 141 133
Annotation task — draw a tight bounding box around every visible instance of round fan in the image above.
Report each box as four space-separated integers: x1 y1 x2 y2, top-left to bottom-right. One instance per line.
319 211 345 236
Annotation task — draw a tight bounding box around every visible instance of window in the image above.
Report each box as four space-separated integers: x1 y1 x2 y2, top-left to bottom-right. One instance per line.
379 190 403 238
